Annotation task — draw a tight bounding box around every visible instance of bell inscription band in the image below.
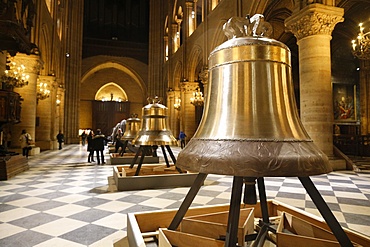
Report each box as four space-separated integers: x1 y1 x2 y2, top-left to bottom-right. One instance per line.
168 14 353 247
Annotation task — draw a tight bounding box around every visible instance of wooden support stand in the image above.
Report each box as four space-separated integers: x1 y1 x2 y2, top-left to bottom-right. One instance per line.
130 145 182 176
169 174 354 247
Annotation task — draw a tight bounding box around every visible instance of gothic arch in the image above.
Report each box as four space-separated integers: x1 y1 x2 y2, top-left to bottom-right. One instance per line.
81 61 146 100
40 23 50 75
211 21 228 51
173 61 183 90
95 82 128 102
188 46 203 82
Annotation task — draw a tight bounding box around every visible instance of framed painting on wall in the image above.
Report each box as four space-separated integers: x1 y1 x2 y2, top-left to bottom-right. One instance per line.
333 84 356 122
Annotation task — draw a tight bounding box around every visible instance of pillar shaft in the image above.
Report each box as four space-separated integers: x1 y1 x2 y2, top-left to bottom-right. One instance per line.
12 53 42 147
360 60 370 135
36 75 56 150
64 0 84 144
285 4 344 156
180 82 198 138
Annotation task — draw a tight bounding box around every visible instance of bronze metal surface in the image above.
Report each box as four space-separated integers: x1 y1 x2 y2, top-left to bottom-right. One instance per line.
132 101 178 146
176 35 332 177
121 116 141 141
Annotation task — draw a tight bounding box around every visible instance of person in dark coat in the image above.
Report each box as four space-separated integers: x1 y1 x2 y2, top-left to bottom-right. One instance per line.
87 130 95 163
56 130 64 150
92 129 108 165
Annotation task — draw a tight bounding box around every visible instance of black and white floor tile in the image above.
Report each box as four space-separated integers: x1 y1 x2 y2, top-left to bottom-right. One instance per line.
1 144 370 246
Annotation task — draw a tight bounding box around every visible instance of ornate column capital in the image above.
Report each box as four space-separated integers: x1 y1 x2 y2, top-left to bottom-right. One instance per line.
285 3 344 41
10 53 43 75
180 81 199 93
199 66 209 84
38 75 56 86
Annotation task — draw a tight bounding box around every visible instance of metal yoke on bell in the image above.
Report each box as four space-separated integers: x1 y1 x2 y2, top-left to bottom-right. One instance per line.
176 15 332 178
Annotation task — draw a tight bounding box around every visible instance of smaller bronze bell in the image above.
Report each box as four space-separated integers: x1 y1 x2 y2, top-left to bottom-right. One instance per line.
132 96 178 146
121 114 141 141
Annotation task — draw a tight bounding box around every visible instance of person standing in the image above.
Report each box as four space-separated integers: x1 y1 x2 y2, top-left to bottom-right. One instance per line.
93 129 108 165
80 131 87 146
56 130 64 150
19 129 32 158
87 130 95 163
179 131 187 149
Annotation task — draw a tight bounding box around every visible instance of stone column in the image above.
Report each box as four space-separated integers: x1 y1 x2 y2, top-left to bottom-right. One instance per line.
56 85 65 149
186 1 195 36
172 23 179 53
167 90 181 138
36 75 55 150
64 0 83 144
360 60 370 135
180 82 198 138
285 4 344 157
11 53 42 147
199 65 209 98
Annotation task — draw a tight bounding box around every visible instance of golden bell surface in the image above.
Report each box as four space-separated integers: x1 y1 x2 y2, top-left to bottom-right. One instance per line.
132 96 178 146
176 15 331 177
121 114 141 141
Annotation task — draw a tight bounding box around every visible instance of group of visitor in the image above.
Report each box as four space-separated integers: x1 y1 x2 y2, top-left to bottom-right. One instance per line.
85 129 108 165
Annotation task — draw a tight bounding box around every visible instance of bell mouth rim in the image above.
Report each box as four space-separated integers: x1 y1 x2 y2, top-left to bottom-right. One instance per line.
190 138 313 142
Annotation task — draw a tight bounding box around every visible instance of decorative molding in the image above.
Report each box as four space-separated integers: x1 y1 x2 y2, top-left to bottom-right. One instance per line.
285 4 344 40
180 81 199 93
9 53 43 75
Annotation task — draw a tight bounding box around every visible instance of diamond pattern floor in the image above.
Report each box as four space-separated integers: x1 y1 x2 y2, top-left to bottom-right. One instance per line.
1 144 370 246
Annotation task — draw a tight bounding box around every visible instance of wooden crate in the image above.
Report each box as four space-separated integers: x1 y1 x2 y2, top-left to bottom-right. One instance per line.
113 165 200 191
180 208 254 246
0 155 28 180
276 212 361 247
126 200 370 247
110 153 159 165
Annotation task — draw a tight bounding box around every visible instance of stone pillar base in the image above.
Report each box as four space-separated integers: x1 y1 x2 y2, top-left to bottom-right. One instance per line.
37 141 55 151
29 146 40 156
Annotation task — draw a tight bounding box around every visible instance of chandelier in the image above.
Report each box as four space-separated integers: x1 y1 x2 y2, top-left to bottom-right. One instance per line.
190 87 204 106
174 98 181 110
1 62 29 89
37 79 50 101
352 23 370 60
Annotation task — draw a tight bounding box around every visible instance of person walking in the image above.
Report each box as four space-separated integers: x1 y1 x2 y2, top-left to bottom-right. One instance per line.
56 130 64 150
87 130 95 163
19 129 32 158
179 131 187 149
93 129 108 165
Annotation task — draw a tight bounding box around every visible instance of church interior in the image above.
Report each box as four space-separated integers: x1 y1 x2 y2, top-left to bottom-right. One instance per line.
1 0 370 246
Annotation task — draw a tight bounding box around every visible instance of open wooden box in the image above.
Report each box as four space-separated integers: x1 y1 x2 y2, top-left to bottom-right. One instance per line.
113 164 200 191
110 153 159 165
180 208 254 246
276 212 361 247
126 200 370 247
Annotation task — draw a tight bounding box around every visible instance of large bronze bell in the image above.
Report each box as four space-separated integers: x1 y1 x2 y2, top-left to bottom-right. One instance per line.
132 96 178 146
121 114 141 141
176 15 332 178
170 15 352 247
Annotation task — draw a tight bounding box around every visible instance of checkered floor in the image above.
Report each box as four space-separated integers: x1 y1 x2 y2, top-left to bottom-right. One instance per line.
1 144 370 246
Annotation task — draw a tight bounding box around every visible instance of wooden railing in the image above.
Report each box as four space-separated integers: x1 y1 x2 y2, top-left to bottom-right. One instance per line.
333 135 370 157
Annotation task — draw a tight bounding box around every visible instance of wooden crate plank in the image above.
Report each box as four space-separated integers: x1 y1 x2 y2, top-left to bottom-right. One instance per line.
159 228 224 247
